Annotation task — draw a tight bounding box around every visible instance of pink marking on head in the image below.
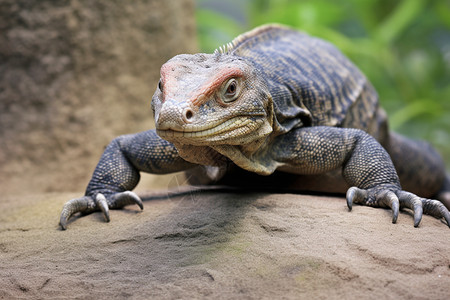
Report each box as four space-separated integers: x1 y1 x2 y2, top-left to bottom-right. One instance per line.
189 68 243 106
160 63 179 103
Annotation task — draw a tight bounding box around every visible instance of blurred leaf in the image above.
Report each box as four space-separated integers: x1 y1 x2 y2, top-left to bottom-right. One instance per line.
435 1 450 28
375 0 426 44
249 0 345 29
389 100 441 130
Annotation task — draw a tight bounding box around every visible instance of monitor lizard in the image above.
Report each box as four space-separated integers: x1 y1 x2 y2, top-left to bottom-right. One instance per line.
59 24 450 230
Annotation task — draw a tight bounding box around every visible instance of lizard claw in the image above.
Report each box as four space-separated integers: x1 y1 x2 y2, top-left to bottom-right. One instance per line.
346 186 450 228
379 191 400 224
396 191 423 227
96 193 110 223
421 198 450 228
59 191 143 230
59 196 97 230
109 191 143 210
346 187 365 211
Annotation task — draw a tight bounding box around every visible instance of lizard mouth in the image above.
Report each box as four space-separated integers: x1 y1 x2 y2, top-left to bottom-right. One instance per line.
156 115 266 141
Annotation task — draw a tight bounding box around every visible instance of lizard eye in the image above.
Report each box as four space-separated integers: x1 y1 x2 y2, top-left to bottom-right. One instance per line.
222 78 240 103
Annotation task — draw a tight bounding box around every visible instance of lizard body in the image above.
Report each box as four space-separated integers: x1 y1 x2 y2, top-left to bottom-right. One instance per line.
60 24 450 229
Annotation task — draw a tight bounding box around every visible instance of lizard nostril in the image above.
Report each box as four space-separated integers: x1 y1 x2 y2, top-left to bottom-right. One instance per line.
183 108 194 123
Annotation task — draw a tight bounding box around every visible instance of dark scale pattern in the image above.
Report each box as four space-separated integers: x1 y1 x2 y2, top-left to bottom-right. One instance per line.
341 131 400 190
120 130 193 174
272 126 400 190
232 27 369 133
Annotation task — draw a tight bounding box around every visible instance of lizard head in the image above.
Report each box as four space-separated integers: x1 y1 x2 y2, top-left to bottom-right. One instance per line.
152 53 274 150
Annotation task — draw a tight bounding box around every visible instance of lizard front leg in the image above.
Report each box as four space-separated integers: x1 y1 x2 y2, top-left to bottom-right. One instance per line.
60 130 196 230
271 126 450 228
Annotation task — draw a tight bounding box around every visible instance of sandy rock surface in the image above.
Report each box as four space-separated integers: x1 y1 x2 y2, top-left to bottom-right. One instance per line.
1 188 449 299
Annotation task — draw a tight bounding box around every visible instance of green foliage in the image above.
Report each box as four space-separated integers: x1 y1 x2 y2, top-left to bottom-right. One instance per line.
196 0 450 163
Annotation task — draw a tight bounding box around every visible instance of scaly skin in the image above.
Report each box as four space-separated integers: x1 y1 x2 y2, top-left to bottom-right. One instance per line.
60 24 450 229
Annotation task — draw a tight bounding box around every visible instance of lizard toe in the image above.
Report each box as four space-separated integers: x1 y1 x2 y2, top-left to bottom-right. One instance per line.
109 191 144 210
59 196 97 230
378 191 400 224
346 187 367 211
96 193 110 223
396 191 423 227
421 198 450 228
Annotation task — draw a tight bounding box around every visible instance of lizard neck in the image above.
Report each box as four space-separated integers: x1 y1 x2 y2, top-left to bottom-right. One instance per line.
210 104 281 176
173 98 281 176
174 144 230 167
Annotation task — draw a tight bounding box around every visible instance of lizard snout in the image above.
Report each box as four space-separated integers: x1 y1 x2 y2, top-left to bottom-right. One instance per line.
155 98 196 131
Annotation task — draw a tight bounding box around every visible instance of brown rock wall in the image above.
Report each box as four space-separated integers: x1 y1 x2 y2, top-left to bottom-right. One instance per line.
0 0 197 195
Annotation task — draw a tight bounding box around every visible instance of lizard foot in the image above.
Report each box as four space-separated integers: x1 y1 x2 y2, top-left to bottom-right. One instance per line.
59 191 143 230
346 186 450 228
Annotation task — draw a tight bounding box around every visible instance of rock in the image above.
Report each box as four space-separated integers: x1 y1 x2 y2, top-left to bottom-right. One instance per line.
1 190 449 299
0 0 197 195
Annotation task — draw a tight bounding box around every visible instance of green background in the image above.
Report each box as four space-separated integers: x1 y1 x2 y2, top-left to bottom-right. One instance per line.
196 0 450 166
